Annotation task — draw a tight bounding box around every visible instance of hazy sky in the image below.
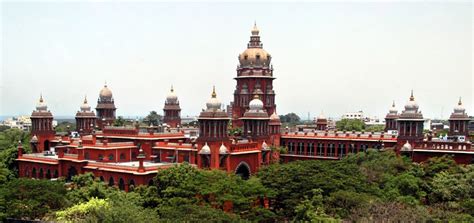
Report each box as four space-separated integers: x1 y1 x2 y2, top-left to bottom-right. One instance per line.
1 1 472 120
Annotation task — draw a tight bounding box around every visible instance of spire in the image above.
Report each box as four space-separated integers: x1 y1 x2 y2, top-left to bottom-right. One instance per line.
39 93 43 103
392 100 395 108
409 90 414 101
458 97 462 105
171 85 174 93
104 81 107 87
211 86 216 98
84 95 88 104
251 21 259 36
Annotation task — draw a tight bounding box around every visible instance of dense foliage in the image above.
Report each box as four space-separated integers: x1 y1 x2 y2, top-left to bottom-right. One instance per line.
0 128 472 222
279 113 301 124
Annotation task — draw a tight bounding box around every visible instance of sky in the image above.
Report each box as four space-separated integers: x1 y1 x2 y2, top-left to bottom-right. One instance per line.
1 1 472 120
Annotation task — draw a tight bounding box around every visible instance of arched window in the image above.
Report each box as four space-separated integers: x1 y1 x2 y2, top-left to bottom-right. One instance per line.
54 170 59 178
317 143 324 156
39 168 44 178
129 180 135 191
32 168 37 178
46 169 51 179
338 144 346 157
308 143 314 155
328 144 335 156
99 176 105 182
108 177 115 187
120 153 126 160
118 178 125 190
148 179 154 186
25 168 30 177
298 142 304 155
98 154 104 161
108 154 114 161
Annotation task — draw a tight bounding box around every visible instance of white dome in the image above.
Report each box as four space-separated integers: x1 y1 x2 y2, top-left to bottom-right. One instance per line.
166 86 178 102
206 87 222 111
36 95 48 111
317 112 326 120
401 141 412 151
270 111 280 120
99 84 113 100
389 101 397 114
404 91 419 112
199 143 211 155
219 143 228 155
262 141 269 150
80 96 91 112
249 95 264 111
453 97 465 114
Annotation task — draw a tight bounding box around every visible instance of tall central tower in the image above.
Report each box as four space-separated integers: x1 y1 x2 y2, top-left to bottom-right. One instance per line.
232 23 276 128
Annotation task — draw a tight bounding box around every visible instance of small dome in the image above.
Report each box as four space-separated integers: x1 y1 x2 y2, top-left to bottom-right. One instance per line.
99 83 113 100
270 111 280 120
36 94 48 111
249 95 264 111
404 90 419 112
80 96 91 112
199 143 211 155
166 85 178 102
317 112 326 120
219 143 228 155
262 141 269 151
388 101 397 113
453 97 465 114
401 141 412 152
206 86 222 111
239 48 271 67
251 21 259 36
30 135 38 143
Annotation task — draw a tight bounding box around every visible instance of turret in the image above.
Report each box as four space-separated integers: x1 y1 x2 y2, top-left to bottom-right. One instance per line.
163 85 181 128
448 97 470 138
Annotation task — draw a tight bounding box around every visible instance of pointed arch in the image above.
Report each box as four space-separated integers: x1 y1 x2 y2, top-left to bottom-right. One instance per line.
235 161 251 180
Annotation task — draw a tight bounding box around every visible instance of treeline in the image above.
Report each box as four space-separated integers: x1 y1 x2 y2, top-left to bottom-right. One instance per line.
0 128 473 222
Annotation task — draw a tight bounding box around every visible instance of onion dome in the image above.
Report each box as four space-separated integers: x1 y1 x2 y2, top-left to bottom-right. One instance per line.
400 141 413 152
389 101 397 114
261 141 269 151
404 90 419 112
80 96 91 112
166 85 178 102
219 143 228 155
36 94 48 111
99 83 113 101
238 22 272 67
199 142 211 155
453 97 465 114
30 135 38 143
249 95 264 111
206 86 222 111
270 111 280 120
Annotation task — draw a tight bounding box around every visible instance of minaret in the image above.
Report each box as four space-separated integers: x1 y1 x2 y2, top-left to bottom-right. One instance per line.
232 23 276 128
397 91 424 148
448 97 470 138
30 94 55 152
163 85 181 128
75 96 96 135
197 87 231 170
96 83 116 129
385 101 399 132
269 111 282 146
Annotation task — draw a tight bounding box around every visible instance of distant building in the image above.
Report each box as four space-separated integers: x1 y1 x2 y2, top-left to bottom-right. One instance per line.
342 111 364 120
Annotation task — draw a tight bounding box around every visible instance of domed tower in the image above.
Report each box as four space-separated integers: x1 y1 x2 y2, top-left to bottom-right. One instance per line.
163 86 181 128
315 112 328 131
197 87 231 170
397 91 424 145
448 97 470 138
232 23 276 128
75 96 96 135
240 95 270 140
385 101 399 132
95 83 116 129
30 94 55 153
269 111 282 146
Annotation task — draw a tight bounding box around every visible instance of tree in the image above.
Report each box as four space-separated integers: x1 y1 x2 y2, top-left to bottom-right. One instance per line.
113 116 126 126
294 189 336 222
0 178 68 221
144 111 162 126
54 121 75 133
279 113 301 124
336 119 365 131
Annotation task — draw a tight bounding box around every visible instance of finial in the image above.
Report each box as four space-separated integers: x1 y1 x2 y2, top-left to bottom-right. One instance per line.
409 90 414 101
458 97 462 105
104 81 107 87
84 95 88 104
171 85 174 92
253 94 259 99
392 100 395 107
39 93 43 102
211 86 216 98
